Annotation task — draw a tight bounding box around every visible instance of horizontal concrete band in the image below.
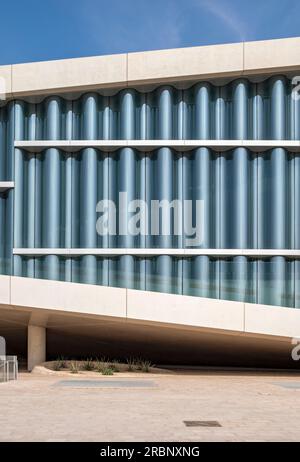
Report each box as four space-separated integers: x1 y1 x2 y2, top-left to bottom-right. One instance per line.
1 37 300 98
13 248 300 257
0 182 14 192
0 274 300 339
14 140 300 153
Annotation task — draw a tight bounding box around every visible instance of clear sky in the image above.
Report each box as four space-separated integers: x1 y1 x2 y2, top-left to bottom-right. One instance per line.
0 0 299 64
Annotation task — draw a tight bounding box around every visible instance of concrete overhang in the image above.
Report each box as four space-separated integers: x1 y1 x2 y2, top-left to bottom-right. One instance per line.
0 36 300 99
0 275 299 367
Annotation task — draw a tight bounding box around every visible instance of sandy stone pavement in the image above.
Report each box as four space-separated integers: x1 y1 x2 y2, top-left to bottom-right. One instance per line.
0 370 300 442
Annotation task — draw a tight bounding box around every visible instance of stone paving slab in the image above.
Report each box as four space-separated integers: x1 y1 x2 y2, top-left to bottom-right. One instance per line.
0 371 300 441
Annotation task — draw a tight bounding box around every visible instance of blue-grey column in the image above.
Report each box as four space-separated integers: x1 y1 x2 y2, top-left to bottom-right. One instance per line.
295 260 300 308
192 256 212 298
195 83 211 139
118 89 136 288
258 257 287 307
193 84 213 248
80 94 98 284
252 83 265 249
215 86 227 139
193 83 215 248
150 87 174 292
270 76 287 248
0 108 5 180
64 100 73 282
13 101 25 276
232 79 249 249
26 105 37 277
34 104 43 279
271 76 286 140
0 193 5 272
5 102 15 276
43 97 61 280
215 86 226 250
252 83 265 140
139 93 146 140
295 155 300 250
177 90 186 140
292 81 300 251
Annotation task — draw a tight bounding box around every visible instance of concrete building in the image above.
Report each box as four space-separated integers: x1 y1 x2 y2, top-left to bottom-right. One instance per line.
0 37 300 370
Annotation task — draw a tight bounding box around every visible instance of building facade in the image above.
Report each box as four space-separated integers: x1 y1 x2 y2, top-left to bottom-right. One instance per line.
0 37 300 368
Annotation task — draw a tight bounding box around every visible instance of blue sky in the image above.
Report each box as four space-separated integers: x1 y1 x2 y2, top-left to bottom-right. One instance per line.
0 0 299 64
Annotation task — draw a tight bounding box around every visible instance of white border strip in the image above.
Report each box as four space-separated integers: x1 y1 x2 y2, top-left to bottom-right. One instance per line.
13 248 300 257
0 181 15 192
14 140 300 153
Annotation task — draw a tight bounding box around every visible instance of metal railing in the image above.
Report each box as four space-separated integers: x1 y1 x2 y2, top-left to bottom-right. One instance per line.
0 356 18 382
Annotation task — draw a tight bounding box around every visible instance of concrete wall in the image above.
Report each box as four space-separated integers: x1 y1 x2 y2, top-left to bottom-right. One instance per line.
1 37 300 98
0 275 300 340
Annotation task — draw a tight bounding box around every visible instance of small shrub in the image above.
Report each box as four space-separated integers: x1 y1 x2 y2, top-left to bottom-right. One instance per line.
135 358 143 370
82 359 94 371
108 361 119 372
95 358 107 373
53 361 62 371
126 357 136 372
140 360 152 373
102 367 114 376
70 361 80 374
53 357 67 371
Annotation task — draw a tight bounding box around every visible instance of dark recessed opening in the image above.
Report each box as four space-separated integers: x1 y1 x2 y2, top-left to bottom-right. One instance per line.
184 420 222 427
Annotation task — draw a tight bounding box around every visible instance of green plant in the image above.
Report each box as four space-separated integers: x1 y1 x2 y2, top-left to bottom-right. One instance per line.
126 357 136 372
70 361 80 374
82 358 94 371
53 357 67 371
108 361 119 372
140 360 152 373
95 357 107 373
102 367 114 375
53 361 62 371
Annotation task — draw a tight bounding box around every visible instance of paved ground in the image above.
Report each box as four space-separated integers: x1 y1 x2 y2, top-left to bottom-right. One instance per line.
0 370 300 441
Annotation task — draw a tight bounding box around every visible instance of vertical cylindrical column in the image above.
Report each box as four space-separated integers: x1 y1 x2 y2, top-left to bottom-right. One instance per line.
270 76 286 140
192 148 214 248
26 105 37 277
0 108 5 180
43 97 61 280
258 257 287 307
271 148 288 249
192 256 211 298
80 94 98 284
139 94 147 140
295 155 300 250
252 84 264 140
295 260 300 308
215 86 227 139
177 90 186 140
13 101 25 276
232 80 249 249
0 193 5 272
119 90 137 283
158 86 173 140
195 83 211 139
65 100 73 282
120 89 135 140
